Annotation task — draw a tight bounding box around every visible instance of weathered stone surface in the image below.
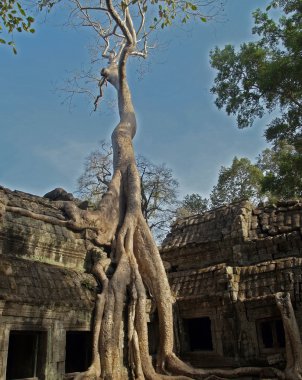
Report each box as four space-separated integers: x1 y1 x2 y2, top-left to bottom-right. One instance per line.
1 186 302 376
161 199 302 369
44 188 76 202
162 199 302 269
0 186 101 379
0 186 102 270
0 255 96 309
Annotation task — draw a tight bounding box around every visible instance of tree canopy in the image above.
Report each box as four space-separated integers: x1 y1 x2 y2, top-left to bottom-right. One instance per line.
177 193 208 217
210 0 302 148
203 144 302 208
257 141 302 201
209 157 263 207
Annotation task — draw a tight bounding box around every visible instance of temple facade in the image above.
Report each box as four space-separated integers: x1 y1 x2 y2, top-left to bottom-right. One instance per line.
0 185 302 379
161 199 302 369
0 186 98 379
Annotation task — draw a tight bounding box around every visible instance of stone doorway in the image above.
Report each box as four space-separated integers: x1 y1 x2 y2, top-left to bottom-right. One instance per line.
184 317 213 351
6 330 47 380
65 331 92 374
258 318 285 352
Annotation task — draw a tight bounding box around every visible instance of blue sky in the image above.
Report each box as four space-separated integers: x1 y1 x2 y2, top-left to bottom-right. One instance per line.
0 0 270 199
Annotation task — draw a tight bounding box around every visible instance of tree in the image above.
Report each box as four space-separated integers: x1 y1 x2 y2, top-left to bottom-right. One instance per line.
210 0 302 149
0 0 35 52
177 193 208 217
77 142 179 240
137 155 179 240
257 141 302 201
36 0 296 378
210 157 263 207
207 143 302 207
77 141 113 205
36 0 228 378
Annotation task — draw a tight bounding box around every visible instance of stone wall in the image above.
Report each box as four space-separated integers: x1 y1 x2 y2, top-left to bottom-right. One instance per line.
1 185 302 376
161 199 302 269
0 186 91 270
0 187 100 379
161 199 302 368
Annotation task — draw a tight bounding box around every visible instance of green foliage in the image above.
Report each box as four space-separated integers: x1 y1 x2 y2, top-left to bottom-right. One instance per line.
257 141 302 200
0 0 35 52
208 143 302 208
38 0 218 36
177 193 208 217
209 157 264 207
210 0 302 148
81 279 96 292
148 0 208 29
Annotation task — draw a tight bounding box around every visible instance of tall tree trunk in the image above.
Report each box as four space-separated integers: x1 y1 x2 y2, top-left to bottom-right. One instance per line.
74 44 180 380
73 46 288 380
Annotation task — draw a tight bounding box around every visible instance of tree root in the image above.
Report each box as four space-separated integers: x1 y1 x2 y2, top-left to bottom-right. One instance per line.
69 189 300 380
276 293 302 380
165 353 285 379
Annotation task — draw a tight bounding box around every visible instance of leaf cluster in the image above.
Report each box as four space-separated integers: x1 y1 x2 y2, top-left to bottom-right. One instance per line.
257 140 302 201
0 0 35 52
177 193 208 217
209 157 264 208
210 0 302 148
202 141 302 209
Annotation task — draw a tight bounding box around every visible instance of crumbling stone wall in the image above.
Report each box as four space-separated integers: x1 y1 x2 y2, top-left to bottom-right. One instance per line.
162 199 302 268
0 186 91 269
161 199 302 368
1 186 302 376
0 187 100 379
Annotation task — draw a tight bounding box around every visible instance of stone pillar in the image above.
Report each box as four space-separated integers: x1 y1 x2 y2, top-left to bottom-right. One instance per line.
0 320 9 380
45 320 66 380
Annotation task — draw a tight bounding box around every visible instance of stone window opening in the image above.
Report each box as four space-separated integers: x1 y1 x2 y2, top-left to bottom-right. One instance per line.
65 331 92 374
183 317 213 352
6 330 47 380
257 318 285 352
148 312 159 355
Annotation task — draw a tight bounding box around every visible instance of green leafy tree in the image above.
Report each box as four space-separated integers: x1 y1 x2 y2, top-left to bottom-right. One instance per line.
0 0 35 52
177 193 208 217
257 141 302 201
210 0 302 148
210 157 264 207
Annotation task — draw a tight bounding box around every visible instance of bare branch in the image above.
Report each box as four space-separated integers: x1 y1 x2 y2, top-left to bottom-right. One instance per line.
94 76 107 111
131 40 148 58
136 0 146 38
124 0 137 45
105 0 133 45
80 6 108 11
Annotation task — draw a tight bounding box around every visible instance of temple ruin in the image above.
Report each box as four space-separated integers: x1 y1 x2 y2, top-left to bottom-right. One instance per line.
0 185 302 379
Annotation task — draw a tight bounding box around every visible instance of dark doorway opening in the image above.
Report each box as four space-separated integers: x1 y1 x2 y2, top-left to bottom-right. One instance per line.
261 321 274 348
184 317 213 351
65 331 92 373
148 312 159 355
6 330 46 380
275 319 285 347
258 318 285 351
